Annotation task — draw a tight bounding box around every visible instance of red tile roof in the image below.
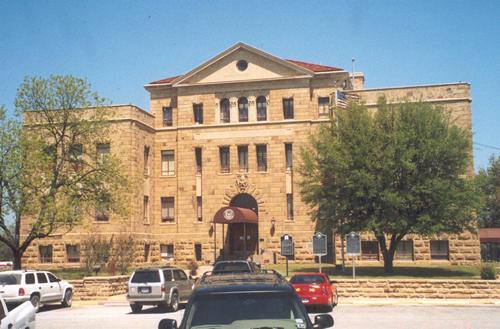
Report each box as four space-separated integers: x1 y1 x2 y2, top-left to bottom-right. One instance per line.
149 59 343 85
285 59 343 72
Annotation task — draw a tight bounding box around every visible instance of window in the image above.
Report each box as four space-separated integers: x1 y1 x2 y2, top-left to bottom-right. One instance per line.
144 146 150 175
163 269 173 281
161 150 175 176
195 244 202 261
47 273 59 283
143 196 150 223
174 269 187 281
195 147 202 174
163 107 173 126
25 273 35 284
193 103 203 124
283 98 294 119
66 244 80 263
256 144 267 171
256 96 267 121
285 143 293 170
238 145 248 172
395 240 414 260
220 98 230 123
318 97 330 116
160 244 174 260
39 246 53 263
197 196 202 222
238 97 248 122
95 193 110 221
69 143 83 159
361 241 380 260
96 143 110 162
36 273 48 283
219 146 230 173
144 244 150 262
287 193 294 220
430 240 449 260
161 197 175 222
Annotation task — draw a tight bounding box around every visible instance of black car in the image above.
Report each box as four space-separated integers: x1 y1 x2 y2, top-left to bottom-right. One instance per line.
211 260 261 274
159 273 334 329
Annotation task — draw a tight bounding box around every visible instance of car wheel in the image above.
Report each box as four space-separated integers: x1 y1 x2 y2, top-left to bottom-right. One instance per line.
61 289 73 307
130 303 143 313
30 294 41 312
169 292 179 312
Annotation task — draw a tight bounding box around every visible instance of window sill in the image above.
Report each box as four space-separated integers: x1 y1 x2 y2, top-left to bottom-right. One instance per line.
255 170 268 174
160 175 176 178
94 220 110 224
160 221 176 225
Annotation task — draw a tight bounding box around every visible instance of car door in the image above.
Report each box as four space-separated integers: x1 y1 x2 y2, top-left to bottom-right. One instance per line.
46 272 64 301
35 272 52 302
173 270 191 301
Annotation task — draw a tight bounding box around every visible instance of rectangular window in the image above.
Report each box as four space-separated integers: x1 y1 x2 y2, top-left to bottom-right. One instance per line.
286 193 294 220
219 146 230 173
39 245 53 263
95 193 110 221
197 196 202 222
163 107 173 126
144 146 150 175
318 97 330 116
238 145 248 172
144 244 150 262
195 243 202 262
195 147 202 174
430 240 449 260
70 143 83 159
256 144 267 172
161 150 175 176
66 244 80 263
96 143 110 163
283 98 294 119
143 196 150 223
285 143 293 170
395 240 414 260
160 244 174 260
161 197 175 222
193 103 203 124
361 241 380 260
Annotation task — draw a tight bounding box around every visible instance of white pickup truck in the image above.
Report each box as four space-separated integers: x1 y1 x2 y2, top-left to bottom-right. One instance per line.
0 297 36 329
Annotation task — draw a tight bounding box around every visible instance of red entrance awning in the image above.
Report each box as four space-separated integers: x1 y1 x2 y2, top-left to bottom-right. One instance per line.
212 206 258 224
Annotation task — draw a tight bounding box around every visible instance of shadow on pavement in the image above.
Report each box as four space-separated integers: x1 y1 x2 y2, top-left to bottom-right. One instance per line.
126 304 186 315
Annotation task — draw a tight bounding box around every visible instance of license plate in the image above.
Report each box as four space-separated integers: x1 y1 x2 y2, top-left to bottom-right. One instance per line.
301 298 309 303
139 287 151 294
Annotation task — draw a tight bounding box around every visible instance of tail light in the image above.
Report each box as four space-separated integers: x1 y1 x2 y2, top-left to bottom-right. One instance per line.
161 284 165 292
18 287 25 296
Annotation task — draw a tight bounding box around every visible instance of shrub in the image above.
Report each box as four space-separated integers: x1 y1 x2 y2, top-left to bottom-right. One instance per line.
187 260 198 276
480 263 497 280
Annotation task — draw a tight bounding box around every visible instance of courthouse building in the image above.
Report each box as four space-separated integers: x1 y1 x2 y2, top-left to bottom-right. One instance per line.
22 43 480 268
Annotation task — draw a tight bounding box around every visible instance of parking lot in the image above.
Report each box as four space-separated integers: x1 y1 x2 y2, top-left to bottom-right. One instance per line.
36 303 500 329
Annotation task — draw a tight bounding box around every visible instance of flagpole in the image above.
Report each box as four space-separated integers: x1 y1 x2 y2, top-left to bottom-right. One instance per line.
351 58 355 89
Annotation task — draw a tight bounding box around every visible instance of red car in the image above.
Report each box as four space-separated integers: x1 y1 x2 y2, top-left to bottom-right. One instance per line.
289 272 338 311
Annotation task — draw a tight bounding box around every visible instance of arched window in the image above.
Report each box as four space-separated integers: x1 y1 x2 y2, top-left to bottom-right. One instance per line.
220 98 230 123
256 96 267 121
238 97 248 122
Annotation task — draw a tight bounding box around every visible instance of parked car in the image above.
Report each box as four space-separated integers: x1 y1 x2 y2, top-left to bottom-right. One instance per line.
127 267 193 313
0 270 73 312
159 272 334 329
0 297 36 329
212 260 261 274
289 272 338 311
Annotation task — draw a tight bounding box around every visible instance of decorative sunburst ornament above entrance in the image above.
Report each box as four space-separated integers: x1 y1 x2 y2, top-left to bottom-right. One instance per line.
222 173 266 213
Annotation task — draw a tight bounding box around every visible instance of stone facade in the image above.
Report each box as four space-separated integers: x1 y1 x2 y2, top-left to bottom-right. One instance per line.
21 43 480 268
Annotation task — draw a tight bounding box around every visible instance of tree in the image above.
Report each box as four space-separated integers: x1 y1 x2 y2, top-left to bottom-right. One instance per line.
0 76 128 269
299 99 477 272
476 155 500 228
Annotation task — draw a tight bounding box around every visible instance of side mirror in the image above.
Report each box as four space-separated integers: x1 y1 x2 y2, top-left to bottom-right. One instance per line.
158 319 178 329
313 314 334 328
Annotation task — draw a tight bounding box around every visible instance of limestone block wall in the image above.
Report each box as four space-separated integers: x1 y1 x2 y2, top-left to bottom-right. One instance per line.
69 276 129 301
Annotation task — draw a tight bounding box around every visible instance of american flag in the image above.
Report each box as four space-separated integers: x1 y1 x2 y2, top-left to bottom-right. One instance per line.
335 90 348 108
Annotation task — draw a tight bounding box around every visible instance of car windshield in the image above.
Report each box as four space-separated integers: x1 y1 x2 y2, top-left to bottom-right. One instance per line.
213 262 249 273
131 270 160 283
184 292 310 329
290 275 325 284
0 273 21 285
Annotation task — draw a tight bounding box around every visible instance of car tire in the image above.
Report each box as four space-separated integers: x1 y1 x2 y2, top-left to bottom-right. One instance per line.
30 294 41 312
130 303 143 313
169 292 179 312
61 289 73 307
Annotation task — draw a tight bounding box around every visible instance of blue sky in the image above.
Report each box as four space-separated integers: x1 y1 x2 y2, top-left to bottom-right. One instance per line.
1 0 499 171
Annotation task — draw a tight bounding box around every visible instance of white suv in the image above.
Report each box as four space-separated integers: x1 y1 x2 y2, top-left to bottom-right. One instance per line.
0 270 73 311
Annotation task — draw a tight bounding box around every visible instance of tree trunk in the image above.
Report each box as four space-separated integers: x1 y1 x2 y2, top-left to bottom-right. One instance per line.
376 233 398 274
13 250 22 270
383 248 396 273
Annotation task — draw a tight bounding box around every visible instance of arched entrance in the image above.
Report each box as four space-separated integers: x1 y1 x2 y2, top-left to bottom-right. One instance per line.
226 194 258 259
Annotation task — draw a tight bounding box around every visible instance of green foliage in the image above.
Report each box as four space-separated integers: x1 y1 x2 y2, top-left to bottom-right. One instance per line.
299 98 476 272
81 234 112 275
0 75 130 269
109 233 136 275
476 156 500 228
480 263 497 280
187 260 199 276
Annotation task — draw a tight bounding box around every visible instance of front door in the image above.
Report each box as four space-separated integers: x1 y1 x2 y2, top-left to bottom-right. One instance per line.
227 223 258 259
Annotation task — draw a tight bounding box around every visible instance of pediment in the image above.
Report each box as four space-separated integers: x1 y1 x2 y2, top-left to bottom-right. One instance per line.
173 43 313 86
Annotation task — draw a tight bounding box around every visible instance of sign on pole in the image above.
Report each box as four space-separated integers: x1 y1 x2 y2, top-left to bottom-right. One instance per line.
345 232 361 279
312 232 327 273
280 234 294 277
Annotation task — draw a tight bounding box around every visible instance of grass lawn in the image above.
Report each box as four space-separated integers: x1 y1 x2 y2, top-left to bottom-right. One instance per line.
265 262 484 280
